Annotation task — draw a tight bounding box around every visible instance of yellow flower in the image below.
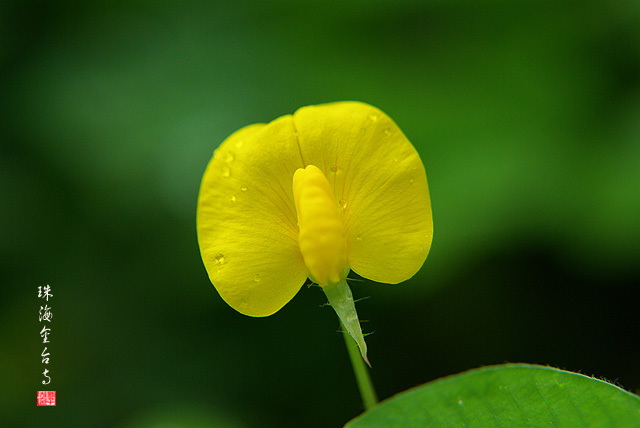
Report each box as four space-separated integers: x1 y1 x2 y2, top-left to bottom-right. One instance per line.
196 101 432 363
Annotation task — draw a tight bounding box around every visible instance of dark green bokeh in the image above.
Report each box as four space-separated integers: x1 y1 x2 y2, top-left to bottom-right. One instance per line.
2 1 639 427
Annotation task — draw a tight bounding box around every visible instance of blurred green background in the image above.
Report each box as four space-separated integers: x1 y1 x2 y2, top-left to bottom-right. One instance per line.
2 1 639 427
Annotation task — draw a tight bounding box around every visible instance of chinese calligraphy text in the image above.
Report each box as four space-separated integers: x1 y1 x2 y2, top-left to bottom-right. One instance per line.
37 284 55 406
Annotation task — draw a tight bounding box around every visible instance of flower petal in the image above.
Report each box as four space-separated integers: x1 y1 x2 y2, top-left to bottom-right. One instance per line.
196 115 308 316
293 101 433 284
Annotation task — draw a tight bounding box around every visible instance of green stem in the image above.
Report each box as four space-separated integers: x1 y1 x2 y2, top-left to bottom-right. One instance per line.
341 322 378 410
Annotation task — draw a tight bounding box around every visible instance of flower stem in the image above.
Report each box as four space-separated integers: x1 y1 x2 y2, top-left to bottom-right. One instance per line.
341 321 378 410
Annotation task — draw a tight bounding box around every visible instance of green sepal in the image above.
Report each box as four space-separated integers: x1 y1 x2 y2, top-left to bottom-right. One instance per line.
323 277 369 366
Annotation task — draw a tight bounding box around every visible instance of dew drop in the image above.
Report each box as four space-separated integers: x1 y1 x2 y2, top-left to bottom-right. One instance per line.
359 127 366 134
235 140 244 149
222 166 231 178
409 177 415 183
368 114 379 122
253 274 261 282
393 156 399 163
339 199 347 210
214 253 226 265
213 149 220 159
383 128 391 136
225 152 235 163
230 195 237 203
330 164 338 172
356 234 363 241
240 185 248 192
458 399 464 406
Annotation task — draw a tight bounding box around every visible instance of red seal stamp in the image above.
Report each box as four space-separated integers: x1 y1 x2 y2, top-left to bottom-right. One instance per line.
37 391 56 406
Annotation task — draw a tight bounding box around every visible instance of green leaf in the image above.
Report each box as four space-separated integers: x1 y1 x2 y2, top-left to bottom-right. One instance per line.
345 364 640 428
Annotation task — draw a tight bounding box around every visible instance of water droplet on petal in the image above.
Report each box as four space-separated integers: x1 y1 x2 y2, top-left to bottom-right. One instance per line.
339 199 347 210
230 195 237 203
393 156 399 163
225 152 235 163
213 149 220 159
368 114 379 122
235 140 244 149
330 164 338 172
383 128 391 135
240 185 248 191
356 234 363 241
222 166 231 178
409 177 414 183
214 254 226 265
253 274 261 282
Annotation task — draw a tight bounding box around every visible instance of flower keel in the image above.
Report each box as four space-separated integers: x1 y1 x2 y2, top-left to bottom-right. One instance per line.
293 165 347 286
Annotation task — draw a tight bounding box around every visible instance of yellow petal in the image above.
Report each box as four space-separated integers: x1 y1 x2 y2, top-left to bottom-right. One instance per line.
293 101 433 284
196 115 308 317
